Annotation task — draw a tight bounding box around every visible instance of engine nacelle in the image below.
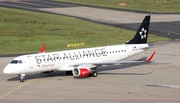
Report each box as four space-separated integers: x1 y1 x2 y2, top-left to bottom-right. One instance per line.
72 67 91 77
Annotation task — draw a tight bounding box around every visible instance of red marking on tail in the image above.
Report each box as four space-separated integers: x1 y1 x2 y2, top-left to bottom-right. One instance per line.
39 43 46 53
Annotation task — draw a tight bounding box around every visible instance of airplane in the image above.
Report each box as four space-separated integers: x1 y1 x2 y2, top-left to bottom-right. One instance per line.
3 15 156 82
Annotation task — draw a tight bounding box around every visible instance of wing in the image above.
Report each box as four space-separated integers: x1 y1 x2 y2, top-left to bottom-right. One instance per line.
70 51 156 67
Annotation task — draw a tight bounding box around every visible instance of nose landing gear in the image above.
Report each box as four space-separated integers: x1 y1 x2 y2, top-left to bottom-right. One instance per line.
19 74 25 82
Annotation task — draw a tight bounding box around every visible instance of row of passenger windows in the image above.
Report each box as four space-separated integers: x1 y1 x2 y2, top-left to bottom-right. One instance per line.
108 50 126 54
68 50 127 57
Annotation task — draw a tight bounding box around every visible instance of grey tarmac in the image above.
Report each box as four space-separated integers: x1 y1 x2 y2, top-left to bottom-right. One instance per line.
0 0 180 103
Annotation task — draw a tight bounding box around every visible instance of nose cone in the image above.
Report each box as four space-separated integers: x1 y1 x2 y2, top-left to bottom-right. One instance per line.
3 65 12 74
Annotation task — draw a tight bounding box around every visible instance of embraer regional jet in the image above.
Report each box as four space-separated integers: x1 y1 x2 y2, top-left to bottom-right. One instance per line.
3 15 156 82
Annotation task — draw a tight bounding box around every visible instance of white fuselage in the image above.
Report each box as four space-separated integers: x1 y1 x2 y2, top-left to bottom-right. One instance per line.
3 44 149 75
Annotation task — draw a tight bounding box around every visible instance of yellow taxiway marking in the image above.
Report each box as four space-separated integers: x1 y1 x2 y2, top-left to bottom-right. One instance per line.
0 75 44 99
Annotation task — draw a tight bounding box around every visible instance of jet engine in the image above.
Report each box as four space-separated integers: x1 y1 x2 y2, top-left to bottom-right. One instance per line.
72 67 91 77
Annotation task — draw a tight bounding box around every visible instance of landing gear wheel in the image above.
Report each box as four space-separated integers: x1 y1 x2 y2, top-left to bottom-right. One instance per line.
19 74 25 82
89 73 92 77
92 71 98 77
20 76 25 82
66 71 73 75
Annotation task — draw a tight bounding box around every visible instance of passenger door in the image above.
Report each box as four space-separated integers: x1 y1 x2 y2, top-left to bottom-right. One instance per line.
27 56 34 69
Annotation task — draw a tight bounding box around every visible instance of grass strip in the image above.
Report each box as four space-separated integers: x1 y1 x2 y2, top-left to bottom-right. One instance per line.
0 7 168 55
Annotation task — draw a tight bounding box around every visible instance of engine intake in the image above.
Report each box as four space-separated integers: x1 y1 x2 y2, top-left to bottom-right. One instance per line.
72 67 91 77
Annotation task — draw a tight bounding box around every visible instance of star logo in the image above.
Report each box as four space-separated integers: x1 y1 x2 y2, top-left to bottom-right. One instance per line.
139 28 147 39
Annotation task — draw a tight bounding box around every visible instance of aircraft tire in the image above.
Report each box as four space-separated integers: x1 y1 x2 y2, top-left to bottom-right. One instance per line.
92 71 98 77
89 73 92 77
20 77 25 82
66 71 73 75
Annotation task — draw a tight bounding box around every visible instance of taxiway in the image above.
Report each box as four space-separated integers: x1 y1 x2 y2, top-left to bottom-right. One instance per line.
0 0 180 103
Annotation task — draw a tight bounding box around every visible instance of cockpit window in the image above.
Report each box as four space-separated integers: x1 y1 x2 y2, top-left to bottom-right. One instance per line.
18 60 23 64
10 60 23 64
10 60 18 64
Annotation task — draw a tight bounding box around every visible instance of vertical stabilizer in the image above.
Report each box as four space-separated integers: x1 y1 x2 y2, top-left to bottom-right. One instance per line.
127 15 151 44
39 43 46 53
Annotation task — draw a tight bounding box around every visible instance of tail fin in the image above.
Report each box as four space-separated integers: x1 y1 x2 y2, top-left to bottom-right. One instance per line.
39 43 46 53
126 15 151 44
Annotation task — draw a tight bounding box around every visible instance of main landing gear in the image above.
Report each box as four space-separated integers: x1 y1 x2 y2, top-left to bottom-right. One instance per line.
89 71 98 77
66 71 73 75
19 74 25 82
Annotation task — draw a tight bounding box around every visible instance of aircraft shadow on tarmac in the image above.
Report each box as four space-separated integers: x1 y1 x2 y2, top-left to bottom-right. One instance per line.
7 57 155 81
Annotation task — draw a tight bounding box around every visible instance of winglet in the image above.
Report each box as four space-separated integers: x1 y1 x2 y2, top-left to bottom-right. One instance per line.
145 51 156 62
39 43 46 53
